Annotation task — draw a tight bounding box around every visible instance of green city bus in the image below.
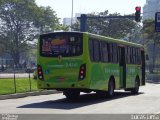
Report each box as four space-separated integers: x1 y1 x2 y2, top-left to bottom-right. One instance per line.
37 31 145 99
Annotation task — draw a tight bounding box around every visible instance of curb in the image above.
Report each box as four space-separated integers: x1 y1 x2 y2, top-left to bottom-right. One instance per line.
0 90 61 100
146 80 160 84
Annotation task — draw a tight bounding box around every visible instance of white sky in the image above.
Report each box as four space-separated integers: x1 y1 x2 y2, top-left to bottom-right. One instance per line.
36 0 146 20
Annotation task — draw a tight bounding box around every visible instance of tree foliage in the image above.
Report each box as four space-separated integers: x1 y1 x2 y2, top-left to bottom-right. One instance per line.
142 19 160 72
72 10 141 40
0 0 60 66
142 19 160 45
34 6 60 33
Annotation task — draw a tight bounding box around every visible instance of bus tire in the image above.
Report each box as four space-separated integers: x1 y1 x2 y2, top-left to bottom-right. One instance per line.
107 79 115 97
131 78 140 94
63 90 80 100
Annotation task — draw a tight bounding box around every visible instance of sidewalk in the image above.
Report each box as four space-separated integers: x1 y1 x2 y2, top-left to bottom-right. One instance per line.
146 79 160 84
0 90 61 100
0 73 33 78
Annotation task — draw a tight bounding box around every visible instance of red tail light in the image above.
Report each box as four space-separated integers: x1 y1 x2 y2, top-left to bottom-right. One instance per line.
37 65 44 80
78 64 86 80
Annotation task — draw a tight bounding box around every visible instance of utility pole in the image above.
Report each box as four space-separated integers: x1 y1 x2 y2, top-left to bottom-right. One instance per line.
70 0 73 31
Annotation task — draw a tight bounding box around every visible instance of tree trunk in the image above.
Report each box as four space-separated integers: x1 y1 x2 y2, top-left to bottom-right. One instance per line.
11 52 20 69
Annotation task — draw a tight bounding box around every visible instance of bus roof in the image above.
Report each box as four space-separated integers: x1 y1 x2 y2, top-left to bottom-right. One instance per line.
86 32 143 48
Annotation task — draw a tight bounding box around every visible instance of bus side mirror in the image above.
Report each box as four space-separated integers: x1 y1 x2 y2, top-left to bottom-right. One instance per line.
146 54 149 60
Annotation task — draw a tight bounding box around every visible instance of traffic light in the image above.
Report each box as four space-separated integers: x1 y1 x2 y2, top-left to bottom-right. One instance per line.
135 7 141 22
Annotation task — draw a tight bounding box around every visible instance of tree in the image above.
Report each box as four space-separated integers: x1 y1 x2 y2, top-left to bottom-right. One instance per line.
34 6 60 33
142 19 160 72
0 44 5 55
71 10 141 40
143 19 160 45
0 0 60 66
34 6 69 33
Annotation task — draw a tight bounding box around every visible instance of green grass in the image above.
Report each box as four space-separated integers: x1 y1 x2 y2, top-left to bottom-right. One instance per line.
0 78 39 95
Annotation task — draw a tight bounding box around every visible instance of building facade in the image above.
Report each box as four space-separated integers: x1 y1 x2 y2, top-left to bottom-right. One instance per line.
63 13 81 26
143 0 160 20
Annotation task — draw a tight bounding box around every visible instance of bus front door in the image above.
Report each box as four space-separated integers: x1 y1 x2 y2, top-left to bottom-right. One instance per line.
119 46 126 88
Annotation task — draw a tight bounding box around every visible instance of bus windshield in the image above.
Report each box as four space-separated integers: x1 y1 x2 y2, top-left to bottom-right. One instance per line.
40 32 83 57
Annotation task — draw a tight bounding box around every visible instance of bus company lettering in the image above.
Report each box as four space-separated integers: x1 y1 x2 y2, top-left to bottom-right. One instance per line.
47 62 78 68
65 62 78 68
104 68 119 76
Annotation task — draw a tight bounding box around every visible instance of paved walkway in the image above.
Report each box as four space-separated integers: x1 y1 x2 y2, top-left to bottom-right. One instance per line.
0 73 33 78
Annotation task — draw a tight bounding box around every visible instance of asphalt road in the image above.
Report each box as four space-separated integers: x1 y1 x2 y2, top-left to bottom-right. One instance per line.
0 83 160 114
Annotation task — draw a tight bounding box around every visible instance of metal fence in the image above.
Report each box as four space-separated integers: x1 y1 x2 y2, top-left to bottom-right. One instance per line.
0 63 38 95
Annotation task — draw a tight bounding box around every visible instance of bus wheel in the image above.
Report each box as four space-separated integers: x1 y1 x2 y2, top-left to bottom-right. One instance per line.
131 79 139 94
63 90 80 100
107 80 115 97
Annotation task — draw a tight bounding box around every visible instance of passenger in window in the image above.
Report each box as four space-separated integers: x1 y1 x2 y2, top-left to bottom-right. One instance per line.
76 46 80 54
73 46 76 54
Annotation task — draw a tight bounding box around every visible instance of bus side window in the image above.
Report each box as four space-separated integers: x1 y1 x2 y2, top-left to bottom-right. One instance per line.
130 47 134 64
135 48 138 64
128 47 131 64
93 40 100 62
108 43 113 62
107 43 110 62
125 46 128 64
133 47 136 64
89 39 94 61
100 41 104 62
99 41 103 62
129 47 132 64
138 49 141 64
113 44 118 63
101 41 108 62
